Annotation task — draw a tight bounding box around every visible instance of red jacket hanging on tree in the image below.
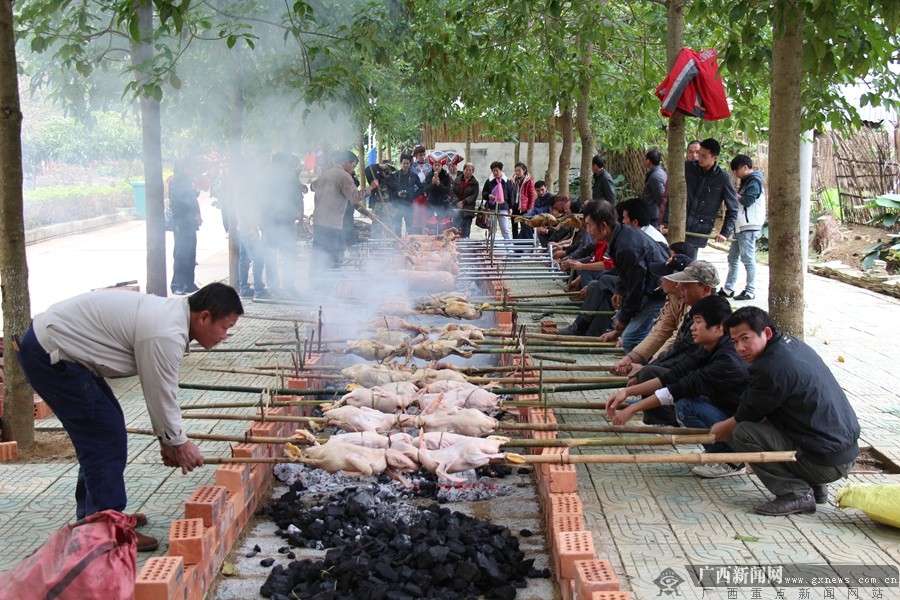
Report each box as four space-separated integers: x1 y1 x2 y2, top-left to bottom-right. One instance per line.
655 48 730 121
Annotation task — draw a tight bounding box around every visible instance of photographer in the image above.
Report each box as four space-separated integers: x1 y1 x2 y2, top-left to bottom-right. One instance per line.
386 153 421 235
365 160 396 239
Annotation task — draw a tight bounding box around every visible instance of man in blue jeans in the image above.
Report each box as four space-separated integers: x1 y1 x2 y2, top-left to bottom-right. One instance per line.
585 200 668 352
606 295 748 477
719 154 766 301
15 283 243 551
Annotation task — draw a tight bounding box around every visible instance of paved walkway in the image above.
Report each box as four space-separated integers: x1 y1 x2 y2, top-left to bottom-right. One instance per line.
1 218 899 600
505 246 900 599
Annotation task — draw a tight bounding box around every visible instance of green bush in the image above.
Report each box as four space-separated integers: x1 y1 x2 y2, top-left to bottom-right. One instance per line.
23 183 133 229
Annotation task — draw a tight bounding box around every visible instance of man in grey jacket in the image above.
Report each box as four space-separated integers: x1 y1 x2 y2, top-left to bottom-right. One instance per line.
15 283 243 551
719 154 766 300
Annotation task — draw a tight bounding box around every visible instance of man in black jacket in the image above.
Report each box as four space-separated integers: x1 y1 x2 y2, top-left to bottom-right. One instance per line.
710 307 860 515
641 148 667 227
589 200 667 352
681 138 738 259
606 296 748 473
591 155 616 205
386 153 421 235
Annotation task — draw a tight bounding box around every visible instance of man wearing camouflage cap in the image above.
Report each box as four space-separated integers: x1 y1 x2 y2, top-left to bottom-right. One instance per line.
621 260 720 426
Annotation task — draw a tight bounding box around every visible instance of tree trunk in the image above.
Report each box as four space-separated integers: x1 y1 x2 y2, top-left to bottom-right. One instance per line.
665 0 686 243
546 116 558 192
558 104 573 198
767 3 805 337
0 0 34 447
227 76 243 289
358 134 366 189
465 125 472 164
526 131 535 176
576 42 594 204
131 1 166 296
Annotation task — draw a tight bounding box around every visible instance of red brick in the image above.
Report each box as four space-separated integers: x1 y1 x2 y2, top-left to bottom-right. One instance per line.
0 441 18 462
184 565 202 600
547 464 578 493
168 518 207 565
33 398 53 419
575 559 620 598
135 556 184 600
547 493 583 531
214 464 250 496
204 525 221 566
230 442 259 459
555 530 596 580
185 485 227 528
590 593 632 600
559 577 576 600
549 514 586 551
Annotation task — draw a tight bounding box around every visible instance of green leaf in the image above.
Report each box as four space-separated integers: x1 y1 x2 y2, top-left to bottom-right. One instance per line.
221 561 237 576
734 533 760 542
226 34 236 49
128 16 141 43
169 73 182 89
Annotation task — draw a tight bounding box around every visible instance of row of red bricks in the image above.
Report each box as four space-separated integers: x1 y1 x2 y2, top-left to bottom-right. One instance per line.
0 396 63 462
134 354 325 600
511 352 632 600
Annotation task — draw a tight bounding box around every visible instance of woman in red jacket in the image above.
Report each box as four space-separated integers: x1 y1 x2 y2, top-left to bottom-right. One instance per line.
513 162 536 240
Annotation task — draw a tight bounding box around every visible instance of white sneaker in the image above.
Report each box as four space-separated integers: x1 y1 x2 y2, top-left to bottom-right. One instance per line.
691 463 746 478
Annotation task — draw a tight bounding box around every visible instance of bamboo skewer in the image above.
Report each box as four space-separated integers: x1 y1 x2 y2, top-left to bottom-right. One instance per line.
112 427 716 449
466 376 627 385
179 381 625 396
178 413 704 435
202 451 795 466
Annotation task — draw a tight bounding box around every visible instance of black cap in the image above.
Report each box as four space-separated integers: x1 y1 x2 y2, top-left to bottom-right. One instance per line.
649 254 693 277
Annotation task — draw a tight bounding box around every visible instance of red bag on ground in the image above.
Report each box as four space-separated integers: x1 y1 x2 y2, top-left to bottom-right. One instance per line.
0 510 137 600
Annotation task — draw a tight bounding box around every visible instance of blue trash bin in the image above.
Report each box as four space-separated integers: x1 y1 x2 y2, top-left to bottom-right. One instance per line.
129 181 146 219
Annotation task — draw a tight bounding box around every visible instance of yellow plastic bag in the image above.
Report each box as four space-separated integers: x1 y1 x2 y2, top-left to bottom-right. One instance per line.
836 483 900 528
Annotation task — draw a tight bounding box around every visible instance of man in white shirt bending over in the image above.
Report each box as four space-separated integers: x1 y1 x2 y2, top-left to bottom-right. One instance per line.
15 282 243 551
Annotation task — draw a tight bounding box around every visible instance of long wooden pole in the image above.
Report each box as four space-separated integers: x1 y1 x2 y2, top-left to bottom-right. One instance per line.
178 413 705 435
467 376 627 385
178 381 625 396
113 427 715 449
202 451 795 466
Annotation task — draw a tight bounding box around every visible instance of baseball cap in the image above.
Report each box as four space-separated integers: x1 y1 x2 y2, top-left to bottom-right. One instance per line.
663 260 720 287
649 254 693 278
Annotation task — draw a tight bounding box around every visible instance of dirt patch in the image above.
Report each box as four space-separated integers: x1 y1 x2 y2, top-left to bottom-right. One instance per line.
822 223 893 269
850 447 900 475
13 430 77 464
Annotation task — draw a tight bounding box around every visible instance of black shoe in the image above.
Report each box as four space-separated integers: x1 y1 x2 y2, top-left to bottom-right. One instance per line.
753 493 816 516
734 290 755 301
811 484 828 504
718 288 734 298
182 283 200 294
135 531 160 552
557 324 581 336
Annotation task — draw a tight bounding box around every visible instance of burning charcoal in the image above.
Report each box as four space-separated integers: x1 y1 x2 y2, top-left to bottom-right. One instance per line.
259 557 275 567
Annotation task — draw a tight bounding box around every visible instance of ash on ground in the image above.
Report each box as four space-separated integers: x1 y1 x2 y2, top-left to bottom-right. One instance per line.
259 483 548 600
273 462 516 503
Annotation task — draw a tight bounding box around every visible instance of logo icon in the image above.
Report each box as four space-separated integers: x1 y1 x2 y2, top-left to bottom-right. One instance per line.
654 567 686 596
